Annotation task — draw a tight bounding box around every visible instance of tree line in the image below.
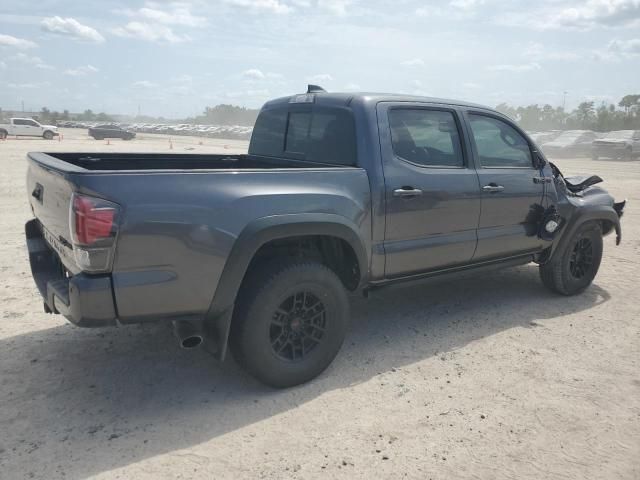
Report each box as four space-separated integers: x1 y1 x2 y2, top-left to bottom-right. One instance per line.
185 104 259 126
496 94 640 132
5 94 638 131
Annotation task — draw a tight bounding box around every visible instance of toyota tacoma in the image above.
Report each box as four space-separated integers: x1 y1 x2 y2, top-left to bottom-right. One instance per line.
24 86 625 387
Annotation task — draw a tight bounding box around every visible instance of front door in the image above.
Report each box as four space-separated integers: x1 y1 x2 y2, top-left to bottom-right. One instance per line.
378 103 482 278
464 112 546 260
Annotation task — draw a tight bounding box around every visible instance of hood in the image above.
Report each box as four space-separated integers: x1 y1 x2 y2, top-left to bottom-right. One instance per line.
42 124 58 130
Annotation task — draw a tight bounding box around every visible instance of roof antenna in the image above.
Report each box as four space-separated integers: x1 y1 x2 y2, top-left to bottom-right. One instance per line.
307 84 327 93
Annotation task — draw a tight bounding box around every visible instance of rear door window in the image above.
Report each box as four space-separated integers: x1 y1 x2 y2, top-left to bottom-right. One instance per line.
388 109 464 167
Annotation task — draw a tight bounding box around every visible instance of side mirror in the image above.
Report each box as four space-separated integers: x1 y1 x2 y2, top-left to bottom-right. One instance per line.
533 150 546 168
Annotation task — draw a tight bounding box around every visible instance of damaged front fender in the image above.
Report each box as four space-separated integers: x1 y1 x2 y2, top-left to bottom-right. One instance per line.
543 162 624 262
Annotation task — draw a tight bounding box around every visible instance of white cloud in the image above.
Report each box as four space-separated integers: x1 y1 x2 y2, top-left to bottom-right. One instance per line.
593 37 640 61
64 65 99 76
8 52 53 70
608 37 640 55
487 62 541 72
400 58 425 67
112 21 189 43
223 0 292 14
120 4 207 27
132 80 159 88
242 68 265 79
307 73 334 83
0 33 37 49
545 0 640 30
41 16 105 43
7 81 51 89
450 0 484 10
318 0 352 16
524 42 581 61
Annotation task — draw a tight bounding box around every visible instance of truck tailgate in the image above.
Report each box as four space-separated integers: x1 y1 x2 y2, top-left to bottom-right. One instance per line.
26 156 77 272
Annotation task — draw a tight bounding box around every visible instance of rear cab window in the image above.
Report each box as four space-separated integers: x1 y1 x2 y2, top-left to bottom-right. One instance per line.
249 104 357 166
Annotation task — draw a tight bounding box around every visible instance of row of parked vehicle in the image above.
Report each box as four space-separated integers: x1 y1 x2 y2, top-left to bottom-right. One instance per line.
57 120 253 141
528 129 640 160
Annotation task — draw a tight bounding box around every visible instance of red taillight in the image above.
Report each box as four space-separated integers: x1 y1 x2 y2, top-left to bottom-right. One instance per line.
71 194 118 245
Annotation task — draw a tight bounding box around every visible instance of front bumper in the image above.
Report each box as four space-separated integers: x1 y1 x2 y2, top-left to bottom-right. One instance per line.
26 219 117 327
592 144 628 158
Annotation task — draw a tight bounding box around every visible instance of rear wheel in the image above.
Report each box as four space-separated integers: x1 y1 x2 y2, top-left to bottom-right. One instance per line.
43 130 54 140
624 147 633 161
540 222 603 295
0 130 7 140
230 259 349 388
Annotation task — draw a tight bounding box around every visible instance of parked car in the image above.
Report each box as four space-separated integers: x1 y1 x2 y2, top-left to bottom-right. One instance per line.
591 130 640 160
541 130 599 157
0 118 59 139
24 87 625 387
88 124 135 140
528 130 562 145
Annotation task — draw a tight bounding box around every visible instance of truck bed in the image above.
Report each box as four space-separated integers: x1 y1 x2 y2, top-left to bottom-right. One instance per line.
26 150 371 325
35 152 354 171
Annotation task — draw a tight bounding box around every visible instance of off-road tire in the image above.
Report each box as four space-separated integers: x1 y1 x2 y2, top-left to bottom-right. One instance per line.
540 222 603 295
43 130 54 140
229 259 349 388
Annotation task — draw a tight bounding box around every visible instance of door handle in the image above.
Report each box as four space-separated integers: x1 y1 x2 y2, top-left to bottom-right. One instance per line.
533 176 551 184
482 184 504 193
393 187 423 197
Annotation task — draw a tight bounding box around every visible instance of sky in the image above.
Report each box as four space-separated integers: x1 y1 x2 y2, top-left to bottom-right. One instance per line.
0 0 639 118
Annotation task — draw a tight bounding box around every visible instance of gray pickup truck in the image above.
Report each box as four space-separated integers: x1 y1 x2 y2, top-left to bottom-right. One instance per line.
25 87 625 387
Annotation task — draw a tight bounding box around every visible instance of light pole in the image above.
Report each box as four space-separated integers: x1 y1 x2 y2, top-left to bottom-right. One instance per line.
562 91 568 111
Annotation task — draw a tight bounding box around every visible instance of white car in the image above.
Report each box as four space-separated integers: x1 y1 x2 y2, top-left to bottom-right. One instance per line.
0 118 59 139
592 130 640 160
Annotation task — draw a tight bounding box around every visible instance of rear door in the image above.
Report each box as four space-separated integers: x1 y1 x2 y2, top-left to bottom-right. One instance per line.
12 119 31 135
464 111 546 260
378 103 481 277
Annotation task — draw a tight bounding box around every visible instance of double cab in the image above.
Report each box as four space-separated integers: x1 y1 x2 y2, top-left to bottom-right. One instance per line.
25 87 624 387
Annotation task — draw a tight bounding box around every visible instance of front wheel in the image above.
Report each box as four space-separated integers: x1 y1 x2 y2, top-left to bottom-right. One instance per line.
540 222 603 295
0 130 7 140
230 260 349 388
43 131 54 140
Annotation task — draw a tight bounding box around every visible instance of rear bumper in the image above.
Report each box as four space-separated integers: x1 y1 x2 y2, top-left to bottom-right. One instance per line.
26 219 117 327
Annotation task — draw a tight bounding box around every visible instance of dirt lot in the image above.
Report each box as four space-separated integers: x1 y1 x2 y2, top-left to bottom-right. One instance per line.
0 129 638 479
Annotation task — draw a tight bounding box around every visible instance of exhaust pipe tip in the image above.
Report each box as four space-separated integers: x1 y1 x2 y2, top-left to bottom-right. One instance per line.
173 320 204 349
180 335 203 349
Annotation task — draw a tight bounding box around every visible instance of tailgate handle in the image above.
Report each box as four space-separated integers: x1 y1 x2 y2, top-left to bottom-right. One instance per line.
32 183 43 203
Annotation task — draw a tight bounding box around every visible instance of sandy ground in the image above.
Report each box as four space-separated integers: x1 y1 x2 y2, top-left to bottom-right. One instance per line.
0 128 638 479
